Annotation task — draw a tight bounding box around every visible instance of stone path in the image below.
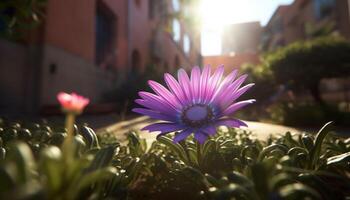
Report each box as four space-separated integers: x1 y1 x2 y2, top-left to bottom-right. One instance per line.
98 116 301 145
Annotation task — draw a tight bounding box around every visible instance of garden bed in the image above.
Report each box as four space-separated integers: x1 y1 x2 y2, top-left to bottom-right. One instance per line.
0 118 349 199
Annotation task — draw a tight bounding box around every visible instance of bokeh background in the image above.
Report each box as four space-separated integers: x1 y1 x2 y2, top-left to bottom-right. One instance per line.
1 0 350 128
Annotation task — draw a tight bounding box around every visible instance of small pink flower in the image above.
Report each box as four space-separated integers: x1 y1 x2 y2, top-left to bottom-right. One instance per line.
57 92 89 113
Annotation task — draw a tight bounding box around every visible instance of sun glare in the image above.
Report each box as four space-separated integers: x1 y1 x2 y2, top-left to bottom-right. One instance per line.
200 0 252 29
200 0 255 55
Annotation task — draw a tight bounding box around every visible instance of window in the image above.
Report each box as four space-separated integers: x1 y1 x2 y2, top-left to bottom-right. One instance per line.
183 34 191 55
172 19 181 42
95 2 116 70
172 0 180 12
314 0 335 19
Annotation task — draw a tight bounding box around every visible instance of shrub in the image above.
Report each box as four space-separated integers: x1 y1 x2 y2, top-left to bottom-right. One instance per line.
267 102 350 126
265 36 350 105
1 118 349 199
268 103 327 126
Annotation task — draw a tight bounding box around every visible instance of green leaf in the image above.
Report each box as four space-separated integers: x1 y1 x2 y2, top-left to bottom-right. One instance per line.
270 173 294 191
258 144 288 162
0 147 5 160
226 171 254 189
0 167 15 193
284 131 300 147
5 142 36 184
297 173 338 200
187 147 198 166
278 183 322 199
205 173 221 187
308 121 333 169
301 134 314 152
157 136 188 164
39 146 63 192
181 167 210 188
212 183 255 200
128 131 146 156
326 152 350 166
202 140 216 159
71 167 117 199
127 154 149 184
287 147 309 157
86 146 116 172
250 163 269 199
242 145 260 161
80 126 95 149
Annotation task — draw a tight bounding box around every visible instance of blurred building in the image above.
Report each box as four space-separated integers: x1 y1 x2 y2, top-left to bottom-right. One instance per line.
203 52 260 73
0 0 202 114
222 22 262 54
263 0 350 50
203 22 262 72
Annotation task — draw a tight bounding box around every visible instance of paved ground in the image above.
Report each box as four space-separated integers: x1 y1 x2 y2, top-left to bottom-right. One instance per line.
97 116 302 145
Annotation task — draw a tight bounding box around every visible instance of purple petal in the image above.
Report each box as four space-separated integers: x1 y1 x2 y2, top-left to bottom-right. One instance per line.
178 69 192 103
217 80 253 110
222 69 238 86
201 125 217 136
132 108 174 121
194 131 209 144
199 65 211 103
231 83 255 102
205 65 224 102
164 73 187 105
134 99 170 114
215 69 238 94
190 66 201 103
173 129 193 143
138 92 177 113
209 70 238 103
230 74 248 92
223 99 256 116
216 119 248 128
211 74 248 104
219 83 255 110
148 80 181 109
142 122 184 133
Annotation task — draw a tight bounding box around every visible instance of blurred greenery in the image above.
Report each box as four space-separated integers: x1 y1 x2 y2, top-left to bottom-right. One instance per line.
0 118 349 199
0 0 46 39
241 36 350 126
266 36 350 105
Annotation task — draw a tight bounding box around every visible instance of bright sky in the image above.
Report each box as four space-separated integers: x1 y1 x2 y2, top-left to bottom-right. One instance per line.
200 0 294 55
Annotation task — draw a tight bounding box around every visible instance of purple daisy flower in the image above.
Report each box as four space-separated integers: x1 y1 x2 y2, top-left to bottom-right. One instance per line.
133 65 255 144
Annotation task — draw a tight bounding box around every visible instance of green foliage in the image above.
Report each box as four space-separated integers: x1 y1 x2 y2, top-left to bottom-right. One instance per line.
265 36 350 103
239 63 278 120
0 0 47 39
0 119 124 199
0 118 349 199
241 36 350 124
241 63 276 105
122 122 349 199
268 102 350 126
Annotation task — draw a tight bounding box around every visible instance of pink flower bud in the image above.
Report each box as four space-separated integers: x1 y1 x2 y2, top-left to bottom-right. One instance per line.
57 92 89 113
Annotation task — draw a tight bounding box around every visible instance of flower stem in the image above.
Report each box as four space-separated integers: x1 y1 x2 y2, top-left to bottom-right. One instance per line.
196 140 202 168
62 113 76 162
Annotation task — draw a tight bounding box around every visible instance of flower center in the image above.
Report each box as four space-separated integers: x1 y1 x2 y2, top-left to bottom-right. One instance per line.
181 104 213 127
